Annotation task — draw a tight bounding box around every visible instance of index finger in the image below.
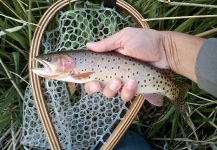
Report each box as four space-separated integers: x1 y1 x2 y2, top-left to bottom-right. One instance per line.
86 30 123 52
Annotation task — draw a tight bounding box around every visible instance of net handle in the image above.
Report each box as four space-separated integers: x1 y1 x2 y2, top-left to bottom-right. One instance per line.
29 0 149 150
100 95 146 150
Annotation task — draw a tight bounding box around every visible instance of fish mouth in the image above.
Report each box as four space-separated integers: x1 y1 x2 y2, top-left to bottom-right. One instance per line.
32 57 52 72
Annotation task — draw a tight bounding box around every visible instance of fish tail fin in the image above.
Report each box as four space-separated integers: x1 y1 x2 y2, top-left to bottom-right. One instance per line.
173 82 190 115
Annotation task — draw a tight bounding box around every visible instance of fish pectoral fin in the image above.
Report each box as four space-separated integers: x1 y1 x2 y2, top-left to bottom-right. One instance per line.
143 93 164 106
67 82 76 95
71 72 94 80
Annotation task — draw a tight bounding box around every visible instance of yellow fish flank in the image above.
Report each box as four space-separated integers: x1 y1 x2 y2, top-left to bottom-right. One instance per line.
32 50 186 113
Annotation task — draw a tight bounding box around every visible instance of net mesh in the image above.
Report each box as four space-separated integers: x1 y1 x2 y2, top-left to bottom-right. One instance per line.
21 1 137 149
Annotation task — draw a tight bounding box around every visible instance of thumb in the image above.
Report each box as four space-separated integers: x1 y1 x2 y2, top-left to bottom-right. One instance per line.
86 30 122 52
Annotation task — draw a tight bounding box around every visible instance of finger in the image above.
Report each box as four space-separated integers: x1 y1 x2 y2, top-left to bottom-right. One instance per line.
86 30 123 52
121 80 137 102
84 81 101 94
102 79 122 98
68 82 76 95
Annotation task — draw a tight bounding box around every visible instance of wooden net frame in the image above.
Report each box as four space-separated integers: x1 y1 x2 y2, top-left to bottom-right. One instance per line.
28 0 149 149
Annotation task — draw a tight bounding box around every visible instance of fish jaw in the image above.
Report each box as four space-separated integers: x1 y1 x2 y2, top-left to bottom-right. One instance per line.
31 57 60 78
31 55 69 79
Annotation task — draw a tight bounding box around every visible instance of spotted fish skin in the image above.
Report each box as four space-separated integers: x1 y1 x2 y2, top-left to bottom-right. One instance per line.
70 51 178 100
32 50 181 109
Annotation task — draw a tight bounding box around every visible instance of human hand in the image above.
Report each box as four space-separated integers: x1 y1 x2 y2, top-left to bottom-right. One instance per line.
81 27 168 101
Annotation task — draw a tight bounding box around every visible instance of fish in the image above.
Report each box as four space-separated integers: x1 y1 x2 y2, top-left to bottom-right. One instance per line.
32 49 187 114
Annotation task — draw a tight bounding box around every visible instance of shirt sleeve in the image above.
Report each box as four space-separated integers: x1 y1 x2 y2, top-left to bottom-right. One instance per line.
195 38 217 98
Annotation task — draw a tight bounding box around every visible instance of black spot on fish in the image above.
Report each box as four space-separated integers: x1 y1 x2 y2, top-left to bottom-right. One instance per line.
141 85 143 87
137 81 140 84
98 65 100 67
118 57 120 60
106 76 108 78
118 66 120 69
114 73 117 75
113 59 115 61
121 76 123 78
112 67 114 69
110 76 112 78
132 63 135 66
144 80 146 83
128 68 130 71
153 84 156 87
136 71 139 74
149 79 151 81
147 73 150 76
153 77 155 79
125 62 127 64
127 75 130 78
108 60 110 62
102 58 104 60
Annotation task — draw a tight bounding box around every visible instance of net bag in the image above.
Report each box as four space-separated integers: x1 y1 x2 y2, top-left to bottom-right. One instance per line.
22 0 149 149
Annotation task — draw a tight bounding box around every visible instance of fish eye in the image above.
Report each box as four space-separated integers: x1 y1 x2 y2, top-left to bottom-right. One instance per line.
44 56 52 62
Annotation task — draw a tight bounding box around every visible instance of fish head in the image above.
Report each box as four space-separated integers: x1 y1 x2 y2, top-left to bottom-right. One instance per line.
32 53 75 79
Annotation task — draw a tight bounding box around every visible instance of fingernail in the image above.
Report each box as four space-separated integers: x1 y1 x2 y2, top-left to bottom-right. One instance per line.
109 80 120 91
127 80 136 90
89 84 99 93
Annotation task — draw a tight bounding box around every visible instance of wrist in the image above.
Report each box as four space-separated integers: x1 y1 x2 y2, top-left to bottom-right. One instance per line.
160 31 206 82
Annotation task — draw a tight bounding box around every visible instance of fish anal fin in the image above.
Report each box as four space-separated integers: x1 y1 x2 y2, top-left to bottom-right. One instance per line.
173 101 188 115
72 72 94 80
143 93 164 106
173 82 190 115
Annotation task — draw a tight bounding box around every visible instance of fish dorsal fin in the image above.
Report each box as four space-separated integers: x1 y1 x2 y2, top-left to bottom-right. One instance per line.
71 72 94 80
143 93 164 106
162 69 175 78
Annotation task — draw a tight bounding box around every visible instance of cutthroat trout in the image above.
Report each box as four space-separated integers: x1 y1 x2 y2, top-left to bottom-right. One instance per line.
32 50 187 114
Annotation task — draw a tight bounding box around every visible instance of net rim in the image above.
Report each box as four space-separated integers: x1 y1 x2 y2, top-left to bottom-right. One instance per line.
28 0 149 149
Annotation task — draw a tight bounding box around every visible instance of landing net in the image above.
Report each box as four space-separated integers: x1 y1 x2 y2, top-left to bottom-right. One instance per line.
21 1 137 149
